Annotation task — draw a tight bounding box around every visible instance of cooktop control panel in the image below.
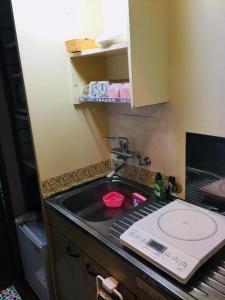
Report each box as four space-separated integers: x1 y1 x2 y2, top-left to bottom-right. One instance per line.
121 226 198 283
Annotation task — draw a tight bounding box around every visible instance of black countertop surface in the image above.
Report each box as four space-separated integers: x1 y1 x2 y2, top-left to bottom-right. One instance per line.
46 176 225 300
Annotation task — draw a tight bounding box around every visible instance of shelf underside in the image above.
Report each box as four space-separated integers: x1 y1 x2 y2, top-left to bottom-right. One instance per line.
70 42 127 58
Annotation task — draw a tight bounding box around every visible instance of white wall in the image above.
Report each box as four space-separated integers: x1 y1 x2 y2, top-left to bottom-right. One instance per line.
101 0 128 39
12 0 225 195
11 0 109 181
109 0 225 197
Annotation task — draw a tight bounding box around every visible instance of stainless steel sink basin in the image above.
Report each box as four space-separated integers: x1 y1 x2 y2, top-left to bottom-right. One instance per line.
47 176 152 236
62 177 149 222
47 176 153 236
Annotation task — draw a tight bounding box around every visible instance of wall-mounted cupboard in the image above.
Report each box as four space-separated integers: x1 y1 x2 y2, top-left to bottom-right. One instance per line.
68 0 170 108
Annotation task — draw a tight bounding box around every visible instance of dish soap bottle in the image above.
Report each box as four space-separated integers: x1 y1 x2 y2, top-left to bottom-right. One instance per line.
154 172 165 201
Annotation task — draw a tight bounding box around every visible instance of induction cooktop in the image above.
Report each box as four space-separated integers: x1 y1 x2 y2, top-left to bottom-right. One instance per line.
120 200 225 284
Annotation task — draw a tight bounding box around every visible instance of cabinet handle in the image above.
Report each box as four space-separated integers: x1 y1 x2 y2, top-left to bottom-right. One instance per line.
85 263 99 277
66 246 80 258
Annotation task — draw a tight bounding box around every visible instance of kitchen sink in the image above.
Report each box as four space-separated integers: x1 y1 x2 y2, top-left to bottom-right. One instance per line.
63 177 149 222
47 176 151 235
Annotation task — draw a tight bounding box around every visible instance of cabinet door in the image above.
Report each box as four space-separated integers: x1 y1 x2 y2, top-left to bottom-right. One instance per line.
84 255 135 300
84 255 108 300
50 227 85 300
128 0 170 107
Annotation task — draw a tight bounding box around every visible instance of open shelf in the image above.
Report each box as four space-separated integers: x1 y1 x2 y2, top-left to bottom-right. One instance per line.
70 45 129 105
79 96 130 104
70 42 127 58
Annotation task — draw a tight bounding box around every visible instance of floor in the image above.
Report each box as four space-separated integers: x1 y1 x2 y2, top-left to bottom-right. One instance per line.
0 272 39 300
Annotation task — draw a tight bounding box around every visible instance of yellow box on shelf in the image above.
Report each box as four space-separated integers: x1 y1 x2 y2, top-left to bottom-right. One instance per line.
65 38 97 53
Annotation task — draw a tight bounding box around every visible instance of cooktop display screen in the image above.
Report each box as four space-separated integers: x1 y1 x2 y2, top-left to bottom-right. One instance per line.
147 240 167 253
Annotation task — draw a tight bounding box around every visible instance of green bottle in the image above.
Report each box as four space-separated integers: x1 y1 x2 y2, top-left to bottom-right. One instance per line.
154 172 165 201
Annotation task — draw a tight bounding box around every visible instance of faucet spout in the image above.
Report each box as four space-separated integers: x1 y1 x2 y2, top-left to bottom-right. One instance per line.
106 161 127 178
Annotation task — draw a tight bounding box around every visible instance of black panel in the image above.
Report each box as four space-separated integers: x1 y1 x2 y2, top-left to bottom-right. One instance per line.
0 0 41 213
186 133 225 176
186 132 225 209
0 148 22 275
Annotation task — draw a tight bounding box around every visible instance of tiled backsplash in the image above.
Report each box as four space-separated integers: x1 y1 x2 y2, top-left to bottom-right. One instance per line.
118 163 165 189
41 159 180 199
41 160 111 199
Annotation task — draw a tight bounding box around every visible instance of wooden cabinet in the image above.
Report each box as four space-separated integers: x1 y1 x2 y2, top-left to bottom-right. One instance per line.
128 0 170 107
84 255 135 300
84 255 109 300
47 209 169 300
69 0 170 108
50 226 136 300
50 227 85 300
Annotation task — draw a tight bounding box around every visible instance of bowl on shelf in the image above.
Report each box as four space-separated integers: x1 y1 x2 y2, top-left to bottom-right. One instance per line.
96 35 126 48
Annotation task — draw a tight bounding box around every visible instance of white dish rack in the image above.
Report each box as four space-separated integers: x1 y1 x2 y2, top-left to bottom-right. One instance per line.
79 96 130 104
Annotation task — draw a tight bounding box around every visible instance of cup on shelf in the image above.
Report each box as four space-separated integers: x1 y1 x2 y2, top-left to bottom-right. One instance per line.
82 81 99 97
108 83 122 98
119 82 131 99
82 81 131 102
97 81 110 97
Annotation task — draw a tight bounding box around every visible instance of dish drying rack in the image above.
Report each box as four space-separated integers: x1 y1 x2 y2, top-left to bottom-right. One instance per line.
79 96 131 104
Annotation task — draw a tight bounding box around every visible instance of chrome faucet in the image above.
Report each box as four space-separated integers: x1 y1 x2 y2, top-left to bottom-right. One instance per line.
106 161 127 178
105 136 131 159
105 136 130 178
105 136 151 178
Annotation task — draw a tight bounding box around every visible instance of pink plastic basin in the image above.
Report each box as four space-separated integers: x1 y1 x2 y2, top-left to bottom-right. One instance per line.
103 192 125 208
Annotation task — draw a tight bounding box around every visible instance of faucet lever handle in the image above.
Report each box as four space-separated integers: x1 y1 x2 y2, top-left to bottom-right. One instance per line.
105 136 129 153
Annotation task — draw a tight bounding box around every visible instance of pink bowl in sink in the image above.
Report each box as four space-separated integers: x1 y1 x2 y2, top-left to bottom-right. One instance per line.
103 192 125 208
